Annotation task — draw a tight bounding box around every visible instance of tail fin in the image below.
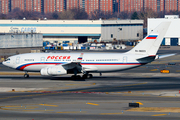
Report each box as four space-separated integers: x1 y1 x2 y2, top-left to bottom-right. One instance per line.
127 22 171 55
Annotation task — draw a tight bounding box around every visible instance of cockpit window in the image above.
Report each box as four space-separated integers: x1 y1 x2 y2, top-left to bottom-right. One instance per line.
5 58 10 61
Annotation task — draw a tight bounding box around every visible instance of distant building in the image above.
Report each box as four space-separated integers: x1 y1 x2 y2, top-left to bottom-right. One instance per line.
10 0 42 13
119 0 180 13
1 0 10 14
148 15 180 46
120 0 143 12
11 0 25 11
66 0 79 11
32 0 42 13
144 0 158 12
26 0 33 11
2 0 180 15
56 0 65 12
164 0 178 12
100 0 113 13
43 0 56 13
82 0 100 15
0 19 143 43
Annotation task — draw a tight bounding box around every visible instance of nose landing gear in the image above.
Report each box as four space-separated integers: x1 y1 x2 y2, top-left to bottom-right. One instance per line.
24 72 29 78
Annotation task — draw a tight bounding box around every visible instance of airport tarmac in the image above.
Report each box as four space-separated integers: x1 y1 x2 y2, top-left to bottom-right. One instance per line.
0 73 180 120
0 49 180 120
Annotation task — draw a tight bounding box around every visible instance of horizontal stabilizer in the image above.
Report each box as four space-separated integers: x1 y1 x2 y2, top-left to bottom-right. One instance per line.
156 53 176 59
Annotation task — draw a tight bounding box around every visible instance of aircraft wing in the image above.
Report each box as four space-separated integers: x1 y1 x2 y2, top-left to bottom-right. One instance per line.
61 53 98 72
61 53 84 71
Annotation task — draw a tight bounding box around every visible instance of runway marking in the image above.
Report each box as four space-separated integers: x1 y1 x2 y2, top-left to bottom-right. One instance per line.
65 84 93 86
123 94 150 96
176 70 180 72
4 105 23 107
116 82 148 87
171 60 180 62
158 96 179 98
39 104 58 107
2 106 38 110
100 112 123 115
152 114 167 116
86 102 99 106
0 72 41 75
0 83 147 101
127 107 180 113
23 110 54 112
56 111 87 113
136 102 143 105
151 69 158 71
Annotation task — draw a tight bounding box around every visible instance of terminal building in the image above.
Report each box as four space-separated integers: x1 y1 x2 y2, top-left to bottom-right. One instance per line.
148 15 180 46
0 19 143 44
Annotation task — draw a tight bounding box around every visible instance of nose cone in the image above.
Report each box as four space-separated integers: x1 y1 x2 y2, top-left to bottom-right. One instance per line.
2 61 5 66
2 61 7 67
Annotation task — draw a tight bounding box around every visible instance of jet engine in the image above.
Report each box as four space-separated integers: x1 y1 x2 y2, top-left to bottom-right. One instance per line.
40 65 67 76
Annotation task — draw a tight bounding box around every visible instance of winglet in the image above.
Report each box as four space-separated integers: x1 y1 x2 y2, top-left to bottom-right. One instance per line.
77 53 84 62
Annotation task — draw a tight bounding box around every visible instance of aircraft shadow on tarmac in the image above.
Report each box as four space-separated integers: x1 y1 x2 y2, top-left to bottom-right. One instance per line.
0 76 87 81
66 83 180 92
0 75 180 92
0 75 179 82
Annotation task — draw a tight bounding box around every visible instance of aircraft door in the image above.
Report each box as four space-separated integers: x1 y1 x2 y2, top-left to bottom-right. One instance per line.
40 57 45 63
123 56 127 63
16 56 20 64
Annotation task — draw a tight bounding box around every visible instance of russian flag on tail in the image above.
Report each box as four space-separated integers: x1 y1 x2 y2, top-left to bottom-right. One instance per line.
77 53 84 61
146 35 158 39
77 57 82 60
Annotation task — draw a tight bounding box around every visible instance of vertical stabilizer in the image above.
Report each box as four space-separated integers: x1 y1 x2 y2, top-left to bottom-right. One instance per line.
127 22 171 55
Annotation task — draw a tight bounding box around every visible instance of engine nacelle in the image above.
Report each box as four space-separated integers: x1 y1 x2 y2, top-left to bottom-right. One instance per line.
40 65 67 76
40 67 49 76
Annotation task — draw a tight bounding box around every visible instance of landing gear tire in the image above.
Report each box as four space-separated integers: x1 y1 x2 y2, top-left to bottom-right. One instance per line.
71 75 81 79
82 74 87 79
24 74 29 78
88 74 93 78
83 74 93 79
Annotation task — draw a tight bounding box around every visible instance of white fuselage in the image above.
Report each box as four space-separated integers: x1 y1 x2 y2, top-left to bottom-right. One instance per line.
2 53 151 73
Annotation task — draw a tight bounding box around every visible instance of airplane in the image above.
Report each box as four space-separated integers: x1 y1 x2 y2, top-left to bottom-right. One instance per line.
3 22 172 79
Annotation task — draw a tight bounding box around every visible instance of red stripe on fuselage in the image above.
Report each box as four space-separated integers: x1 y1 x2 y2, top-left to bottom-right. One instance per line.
18 63 62 71
18 63 146 71
81 63 143 65
146 37 157 39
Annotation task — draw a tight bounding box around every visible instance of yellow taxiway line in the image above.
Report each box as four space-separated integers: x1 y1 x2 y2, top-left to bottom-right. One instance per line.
56 111 86 113
150 69 158 71
152 114 167 116
86 102 99 106
0 72 40 75
39 104 58 107
23 110 54 112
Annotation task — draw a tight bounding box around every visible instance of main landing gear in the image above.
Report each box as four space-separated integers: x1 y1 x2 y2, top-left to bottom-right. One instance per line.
82 74 93 79
71 75 81 79
24 72 29 78
71 74 93 79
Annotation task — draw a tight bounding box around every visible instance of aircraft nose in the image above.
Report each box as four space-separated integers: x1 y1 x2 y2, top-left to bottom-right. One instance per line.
2 61 6 65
